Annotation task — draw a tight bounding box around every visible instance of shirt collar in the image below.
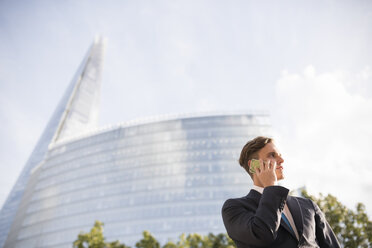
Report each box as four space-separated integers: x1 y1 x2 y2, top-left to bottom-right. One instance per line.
253 185 264 194
252 181 279 194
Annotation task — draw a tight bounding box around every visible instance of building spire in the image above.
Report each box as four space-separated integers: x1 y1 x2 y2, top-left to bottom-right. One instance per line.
52 36 107 142
0 37 106 248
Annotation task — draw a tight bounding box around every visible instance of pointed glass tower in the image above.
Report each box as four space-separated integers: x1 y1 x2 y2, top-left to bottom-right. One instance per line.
0 37 106 247
0 36 270 248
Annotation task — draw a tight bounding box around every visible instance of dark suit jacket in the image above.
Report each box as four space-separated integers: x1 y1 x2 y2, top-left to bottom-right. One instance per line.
222 186 340 248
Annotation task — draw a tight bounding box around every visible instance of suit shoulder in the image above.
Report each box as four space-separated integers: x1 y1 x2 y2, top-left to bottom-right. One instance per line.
296 195 314 202
292 196 316 207
222 194 257 211
222 196 246 207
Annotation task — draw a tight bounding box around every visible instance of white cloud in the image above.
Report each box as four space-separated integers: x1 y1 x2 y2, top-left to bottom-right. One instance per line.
273 65 372 216
357 66 371 80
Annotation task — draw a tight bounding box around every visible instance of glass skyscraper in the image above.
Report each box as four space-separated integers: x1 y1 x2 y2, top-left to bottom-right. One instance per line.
0 38 271 248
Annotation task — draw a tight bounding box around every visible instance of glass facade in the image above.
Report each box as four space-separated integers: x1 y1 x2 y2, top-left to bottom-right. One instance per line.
4 114 271 247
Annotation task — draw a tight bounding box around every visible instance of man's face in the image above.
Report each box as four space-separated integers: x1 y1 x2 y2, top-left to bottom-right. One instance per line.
257 142 285 180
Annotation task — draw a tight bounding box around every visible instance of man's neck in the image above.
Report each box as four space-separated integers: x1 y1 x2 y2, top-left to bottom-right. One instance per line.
253 177 264 187
252 175 264 188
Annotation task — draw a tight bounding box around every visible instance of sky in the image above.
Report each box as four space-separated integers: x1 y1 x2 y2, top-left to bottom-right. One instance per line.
1 0 372 218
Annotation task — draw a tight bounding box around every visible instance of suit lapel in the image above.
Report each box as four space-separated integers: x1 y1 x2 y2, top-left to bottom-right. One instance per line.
286 195 304 238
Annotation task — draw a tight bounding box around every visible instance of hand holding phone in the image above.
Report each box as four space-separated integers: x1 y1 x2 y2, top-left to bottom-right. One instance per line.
251 159 278 187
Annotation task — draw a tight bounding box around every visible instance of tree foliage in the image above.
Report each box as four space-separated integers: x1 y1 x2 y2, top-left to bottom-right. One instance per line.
302 190 372 248
75 190 372 248
74 223 235 248
136 231 160 248
73 220 130 248
163 233 235 248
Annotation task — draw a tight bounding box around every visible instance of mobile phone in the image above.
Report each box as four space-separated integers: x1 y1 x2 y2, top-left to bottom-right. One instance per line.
249 159 261 174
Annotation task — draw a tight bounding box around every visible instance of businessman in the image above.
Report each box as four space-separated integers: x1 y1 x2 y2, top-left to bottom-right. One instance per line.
222 136 340 247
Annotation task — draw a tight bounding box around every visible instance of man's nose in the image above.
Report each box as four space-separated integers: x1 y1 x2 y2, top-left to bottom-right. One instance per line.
278 156 284 164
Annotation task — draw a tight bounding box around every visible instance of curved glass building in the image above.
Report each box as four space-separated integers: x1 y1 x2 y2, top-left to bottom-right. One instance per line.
0 38 271 248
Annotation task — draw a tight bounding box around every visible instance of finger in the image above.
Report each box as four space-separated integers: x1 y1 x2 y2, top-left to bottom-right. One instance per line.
267 160 273 170
260 159 265 170
272 160 277 170
268 160 276 171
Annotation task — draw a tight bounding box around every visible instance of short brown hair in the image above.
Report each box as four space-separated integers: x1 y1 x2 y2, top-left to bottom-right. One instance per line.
239 136 273 178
